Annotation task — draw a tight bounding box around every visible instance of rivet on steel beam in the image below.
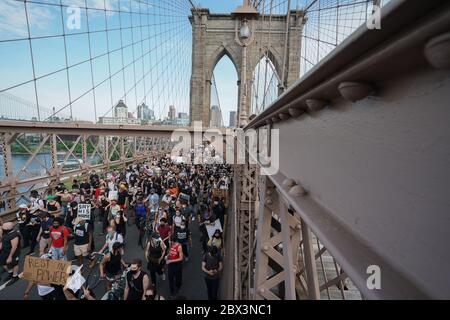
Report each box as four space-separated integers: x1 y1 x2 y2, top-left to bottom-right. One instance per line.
338 82 374 102
289 184 306 196
288 107 304 118
424 32 450 69
258 287 266 293
263 245 269 252
282 178 296 189
279 113 290 121
306 99 327 112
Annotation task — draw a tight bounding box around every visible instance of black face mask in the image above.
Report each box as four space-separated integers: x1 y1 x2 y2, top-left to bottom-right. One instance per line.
145 294 155 300
53 225 59 229
131 269 139 275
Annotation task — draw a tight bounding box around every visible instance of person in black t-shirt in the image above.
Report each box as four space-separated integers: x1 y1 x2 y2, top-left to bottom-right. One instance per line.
0 222 21 286
124 258 149 300
72 217 93 266
201 245 223 300
175 222 191 262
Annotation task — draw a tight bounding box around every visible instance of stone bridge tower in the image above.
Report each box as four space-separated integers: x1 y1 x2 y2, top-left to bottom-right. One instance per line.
189 1 304 127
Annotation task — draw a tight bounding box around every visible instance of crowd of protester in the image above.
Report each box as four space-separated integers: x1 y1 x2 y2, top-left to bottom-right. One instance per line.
0 155 232 300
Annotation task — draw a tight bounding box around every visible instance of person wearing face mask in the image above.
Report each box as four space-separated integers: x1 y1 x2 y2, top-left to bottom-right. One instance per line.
157 218 171 256
124 259 149 300
207 229 224 255
145 188 159 210
0 222 21 286
144 284 165 300
172 209 185 233
100 225 123 254
145 232 166 285
175 222 191 262
202 245 223 300
211 197 226 229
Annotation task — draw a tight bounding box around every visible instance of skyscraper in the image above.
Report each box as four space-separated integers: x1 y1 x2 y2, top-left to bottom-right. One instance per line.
114 100 128 118
229 111 237 128
168 105 176 120
210 105 222 128
137 103 154 121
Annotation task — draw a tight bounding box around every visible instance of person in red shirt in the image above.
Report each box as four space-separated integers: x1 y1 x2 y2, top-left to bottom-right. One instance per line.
166 235 183 298
48 217 69 261
157 218 171 256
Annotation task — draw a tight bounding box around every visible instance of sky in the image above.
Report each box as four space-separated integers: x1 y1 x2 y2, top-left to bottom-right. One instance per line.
0 0 380 126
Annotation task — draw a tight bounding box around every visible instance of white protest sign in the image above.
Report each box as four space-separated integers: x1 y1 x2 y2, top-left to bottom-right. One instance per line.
108 190 118 201
66 265 85 292
206 219 222 239
77 203 91 220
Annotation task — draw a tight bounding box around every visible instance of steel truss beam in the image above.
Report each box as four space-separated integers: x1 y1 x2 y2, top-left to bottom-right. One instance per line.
0 127 175 220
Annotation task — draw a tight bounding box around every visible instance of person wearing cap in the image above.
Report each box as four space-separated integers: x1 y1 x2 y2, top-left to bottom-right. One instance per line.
29 190 45 214
46 195 61 218
72 217 93 266
145 232 166 286
0 222 21 286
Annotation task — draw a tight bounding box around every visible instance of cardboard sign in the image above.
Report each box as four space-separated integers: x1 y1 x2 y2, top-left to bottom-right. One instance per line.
108 190 118 201
22 256 71 286
77 203 91 220
206 219 222 239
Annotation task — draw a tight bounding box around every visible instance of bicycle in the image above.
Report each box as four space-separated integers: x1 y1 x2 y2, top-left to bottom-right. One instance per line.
84 251 106 290
100 267 130 300
138 217 153 250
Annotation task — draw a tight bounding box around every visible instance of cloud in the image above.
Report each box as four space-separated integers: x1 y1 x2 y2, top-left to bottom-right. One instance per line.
0 0 53 39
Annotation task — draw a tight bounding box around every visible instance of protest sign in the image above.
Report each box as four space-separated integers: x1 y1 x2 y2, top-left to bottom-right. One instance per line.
108 190 118 201
22 256 71 286
66 265 85 292
77 203 91 220
206 219 222 239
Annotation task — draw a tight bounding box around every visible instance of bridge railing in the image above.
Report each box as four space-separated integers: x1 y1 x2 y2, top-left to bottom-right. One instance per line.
238 0 450 299
0 121 176 221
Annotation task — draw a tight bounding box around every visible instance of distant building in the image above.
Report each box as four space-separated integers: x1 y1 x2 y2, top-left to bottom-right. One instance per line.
178 112 188 119
98 117 141 125
210 105 222 128
229 111 237 128
168 105 176 120
137 103 155 121
114 100 128 118
99 100 140 125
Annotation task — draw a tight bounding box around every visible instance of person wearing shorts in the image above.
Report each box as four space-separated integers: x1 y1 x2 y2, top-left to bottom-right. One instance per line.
48 218 69 261
73 217 93 266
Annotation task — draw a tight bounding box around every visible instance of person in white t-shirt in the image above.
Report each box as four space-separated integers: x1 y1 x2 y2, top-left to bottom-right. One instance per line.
99 225 123 254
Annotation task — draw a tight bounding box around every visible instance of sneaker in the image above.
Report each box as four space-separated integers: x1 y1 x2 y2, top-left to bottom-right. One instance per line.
5 276 19 287
161 274 166 281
